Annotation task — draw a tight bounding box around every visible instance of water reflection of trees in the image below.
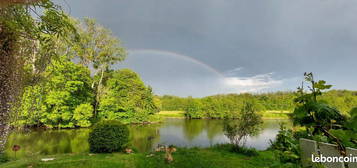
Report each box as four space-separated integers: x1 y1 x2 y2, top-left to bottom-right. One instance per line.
182 119 223 142
205 120 224 141
162 119 290 148
6 125 162 158
5 119 291 158
129 124 161 152
5 129 90 158
182 120 206 141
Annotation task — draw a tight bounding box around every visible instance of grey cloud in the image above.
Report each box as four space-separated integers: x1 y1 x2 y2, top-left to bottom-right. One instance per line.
55 0 357 96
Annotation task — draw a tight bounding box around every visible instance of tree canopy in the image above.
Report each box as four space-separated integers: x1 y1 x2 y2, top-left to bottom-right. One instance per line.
15 57 94 128
98 69 159 123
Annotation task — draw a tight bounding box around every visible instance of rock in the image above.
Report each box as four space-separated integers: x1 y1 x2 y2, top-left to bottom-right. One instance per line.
41 158 55 162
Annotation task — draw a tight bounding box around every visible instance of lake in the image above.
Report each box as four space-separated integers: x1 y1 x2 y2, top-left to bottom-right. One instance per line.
5 118 291 158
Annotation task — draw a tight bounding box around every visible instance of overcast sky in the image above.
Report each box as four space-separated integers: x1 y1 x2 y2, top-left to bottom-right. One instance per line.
56 0 357 97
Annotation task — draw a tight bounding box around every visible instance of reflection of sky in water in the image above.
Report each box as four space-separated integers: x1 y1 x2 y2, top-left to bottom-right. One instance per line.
156 119 291 150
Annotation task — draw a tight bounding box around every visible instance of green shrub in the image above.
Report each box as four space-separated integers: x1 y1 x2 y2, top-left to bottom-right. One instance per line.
88 120 129 153
223 102 262 147
0 153 9 163
269 123 300 164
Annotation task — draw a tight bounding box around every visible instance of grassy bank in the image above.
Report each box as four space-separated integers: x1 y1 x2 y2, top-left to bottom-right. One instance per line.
262 111 291 119
157 110 291 119
157 111 186 118
0 147 292 168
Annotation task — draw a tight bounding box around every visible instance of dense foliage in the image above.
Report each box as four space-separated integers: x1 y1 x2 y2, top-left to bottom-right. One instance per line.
14 58 93 128
15 65 159 127
88 120 129 153
271 73 357 166
160 90 357 119
13 17 158 128
291 73 357 154
269 124 300 164
98 69 159 123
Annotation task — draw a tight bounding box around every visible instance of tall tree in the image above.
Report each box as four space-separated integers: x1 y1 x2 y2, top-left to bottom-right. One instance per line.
72 18 126 117
0 0 76 151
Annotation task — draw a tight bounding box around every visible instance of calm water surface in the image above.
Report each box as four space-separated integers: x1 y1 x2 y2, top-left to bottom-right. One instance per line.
5 118 291 158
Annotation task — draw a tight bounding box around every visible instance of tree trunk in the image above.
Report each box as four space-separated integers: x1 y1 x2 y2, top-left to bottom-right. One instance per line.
32 40 39 74
93 68 105 117
0 23 18 152
0 0 40 152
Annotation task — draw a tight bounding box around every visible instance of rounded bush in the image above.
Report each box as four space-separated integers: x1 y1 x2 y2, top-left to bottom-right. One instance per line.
88 120 129 153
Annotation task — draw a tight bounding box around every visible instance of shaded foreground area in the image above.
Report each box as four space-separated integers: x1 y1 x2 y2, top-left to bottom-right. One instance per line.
0 147 290 168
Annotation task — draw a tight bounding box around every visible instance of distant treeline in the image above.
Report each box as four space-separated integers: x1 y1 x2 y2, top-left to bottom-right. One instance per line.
158 90 357 119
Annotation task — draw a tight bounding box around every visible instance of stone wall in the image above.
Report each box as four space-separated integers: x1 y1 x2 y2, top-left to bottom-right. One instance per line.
300 138 357 168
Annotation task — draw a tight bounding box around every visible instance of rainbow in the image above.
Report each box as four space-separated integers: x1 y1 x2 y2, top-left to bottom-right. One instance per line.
127 49 225 78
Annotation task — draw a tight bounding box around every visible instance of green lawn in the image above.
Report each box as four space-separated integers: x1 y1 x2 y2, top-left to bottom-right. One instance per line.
0 147 293 168
157 110 292 119
157 111 186 118
262 111 291 119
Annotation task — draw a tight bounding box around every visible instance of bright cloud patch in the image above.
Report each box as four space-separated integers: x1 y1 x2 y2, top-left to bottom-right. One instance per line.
222 73 283 93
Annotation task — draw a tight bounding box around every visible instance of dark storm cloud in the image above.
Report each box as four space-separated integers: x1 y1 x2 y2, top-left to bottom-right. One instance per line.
55 0 357 96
